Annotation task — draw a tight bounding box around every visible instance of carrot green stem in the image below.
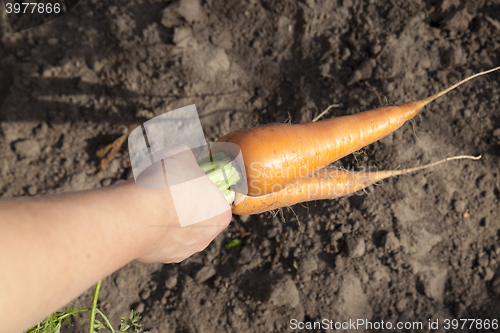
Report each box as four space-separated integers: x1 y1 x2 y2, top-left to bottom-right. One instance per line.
95 308 116 333
198 153 241 204
197 152 227 167
88 280 101 333
206 163 236 184
199 159 230 173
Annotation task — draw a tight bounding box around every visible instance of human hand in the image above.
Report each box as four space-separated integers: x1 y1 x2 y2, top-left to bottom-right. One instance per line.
134 144 232 263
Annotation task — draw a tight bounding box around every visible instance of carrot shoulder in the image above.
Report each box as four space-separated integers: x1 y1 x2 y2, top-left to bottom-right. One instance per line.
219 103 420 197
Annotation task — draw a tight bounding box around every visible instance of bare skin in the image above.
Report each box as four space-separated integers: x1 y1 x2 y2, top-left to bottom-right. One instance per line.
0 146 232 333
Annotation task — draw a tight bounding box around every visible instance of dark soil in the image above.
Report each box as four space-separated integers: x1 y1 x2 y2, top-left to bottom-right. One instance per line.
2 0 500 332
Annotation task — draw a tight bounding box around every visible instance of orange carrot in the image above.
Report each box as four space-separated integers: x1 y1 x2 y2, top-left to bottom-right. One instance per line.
216 66 500 197
231 156 481 215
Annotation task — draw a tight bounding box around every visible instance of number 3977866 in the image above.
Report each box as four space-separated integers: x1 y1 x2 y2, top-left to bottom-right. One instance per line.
5 2 61 14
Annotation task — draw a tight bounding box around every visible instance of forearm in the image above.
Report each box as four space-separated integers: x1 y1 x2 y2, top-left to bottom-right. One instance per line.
0 180 171 333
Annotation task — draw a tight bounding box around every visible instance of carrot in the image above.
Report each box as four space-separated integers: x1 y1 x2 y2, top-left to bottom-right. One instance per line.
230 155 480 215
215 66 500 197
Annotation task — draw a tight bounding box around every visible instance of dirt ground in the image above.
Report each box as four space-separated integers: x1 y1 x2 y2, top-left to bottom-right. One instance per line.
2 0 500 332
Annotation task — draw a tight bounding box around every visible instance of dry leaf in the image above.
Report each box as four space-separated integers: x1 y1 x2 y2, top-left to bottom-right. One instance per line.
94 125 137 176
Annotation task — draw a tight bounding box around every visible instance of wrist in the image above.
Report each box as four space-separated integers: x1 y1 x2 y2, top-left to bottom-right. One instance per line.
110 179 173 260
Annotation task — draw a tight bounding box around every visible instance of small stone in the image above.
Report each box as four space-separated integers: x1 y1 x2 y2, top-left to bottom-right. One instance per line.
165 275 178 289
41 66 54 78
490 258 497 267
239 215 250 223
418 267 447 301
238 246 253 265
137 62 148 73
370 42 382 55
71 171 87 186
441 6 473 32
396 299 406 312
47 38 58 46
345 236 365 258
268 277 300 308
84 56 103 73
352 221 360 231
319 62 331 77
334 256 344 268
1 34 18 49
267 227 279 239
478 254 489 267
27 185 37 196
453 200 467 213
299 256 318 275
382 232 400 252
101 178 113 187
371 269 389 283
443 46 467 67
484 267 495 281
159 4 183 28
233 306 243 317
173 26 196 48
346 58 377 85
340 224 352 234
134 302 145 314
0 161 10 177
335 276 373 319
177 0 203 23
195 266 216 283
119 124 130 134
331 231 343 243
260 239 271 257
141 288 151 300
340 47 351 61
142 23 162 44
34 122 49 138
107 159 122 175
12 139 41 159
109 16 130 39
115 275 127 289
490 273 500 297
206 48 230 73
298 255 318 282
493 128 500 137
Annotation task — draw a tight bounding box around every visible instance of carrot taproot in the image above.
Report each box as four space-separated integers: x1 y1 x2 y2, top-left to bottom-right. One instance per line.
231 155 481 215
216 66 500 197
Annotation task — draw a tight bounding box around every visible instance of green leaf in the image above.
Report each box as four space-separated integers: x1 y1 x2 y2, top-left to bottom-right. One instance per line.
24 306 90 333
24 290 149 333
225 239 242 251
96 308 116 333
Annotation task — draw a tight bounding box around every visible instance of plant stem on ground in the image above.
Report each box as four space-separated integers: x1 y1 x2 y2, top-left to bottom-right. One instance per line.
89 280 102 333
